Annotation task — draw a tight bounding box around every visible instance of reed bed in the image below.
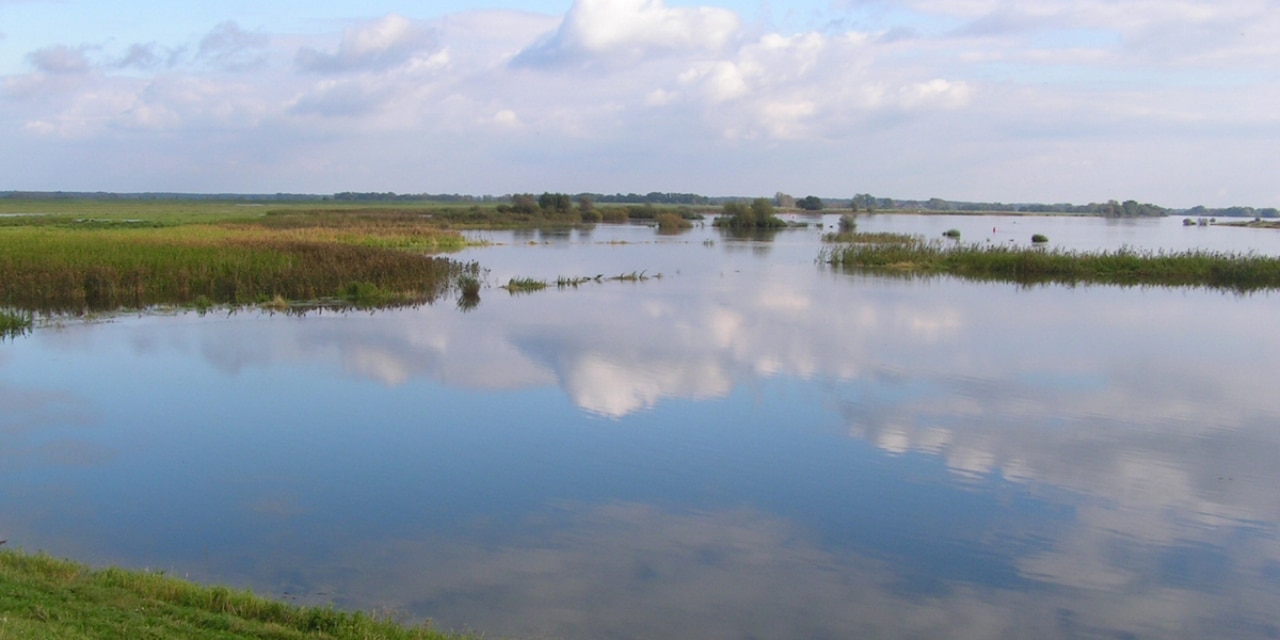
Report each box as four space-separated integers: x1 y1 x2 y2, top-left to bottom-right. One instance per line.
0 226 471 313
821 231 918 244
819 239 1280 291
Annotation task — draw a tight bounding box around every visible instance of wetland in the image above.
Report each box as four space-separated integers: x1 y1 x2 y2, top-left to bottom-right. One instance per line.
3 203 1280 639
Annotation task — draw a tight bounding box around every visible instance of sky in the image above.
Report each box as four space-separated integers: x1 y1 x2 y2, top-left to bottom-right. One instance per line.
1 0 1278 207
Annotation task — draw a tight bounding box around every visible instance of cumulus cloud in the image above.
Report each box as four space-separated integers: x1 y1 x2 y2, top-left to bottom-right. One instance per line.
514 0 741 67
2 1 1277 202
295 14 440 74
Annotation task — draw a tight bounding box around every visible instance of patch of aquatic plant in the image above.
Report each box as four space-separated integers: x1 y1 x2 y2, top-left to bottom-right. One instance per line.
0 548 471 640
556 275 599 288
504 277 548 293
1 308 33 339
0 226 472 313
611 270 658 282
455 274 482 311
820 239 1280 291
1032 233 1049 243
504 271 661 294
943 228 962 239
822 230 919 244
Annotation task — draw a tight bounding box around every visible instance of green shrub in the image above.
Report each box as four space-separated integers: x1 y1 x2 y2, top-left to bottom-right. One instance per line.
655 212 693 233
713 198 787 229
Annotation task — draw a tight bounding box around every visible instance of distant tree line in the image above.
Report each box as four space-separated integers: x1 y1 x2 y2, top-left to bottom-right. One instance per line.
331 192 497 203
1 191 326 202
580 192 711 205
1184 205 1279 218
6 190 1276 219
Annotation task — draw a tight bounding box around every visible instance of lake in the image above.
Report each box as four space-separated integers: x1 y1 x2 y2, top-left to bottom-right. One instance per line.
4 213 1280 639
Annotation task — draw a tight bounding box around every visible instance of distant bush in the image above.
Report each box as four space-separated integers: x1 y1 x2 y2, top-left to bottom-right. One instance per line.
943 229 961 239
714 198 787 229
655 212 693 233
1031 234 1049 243
598 208 629 223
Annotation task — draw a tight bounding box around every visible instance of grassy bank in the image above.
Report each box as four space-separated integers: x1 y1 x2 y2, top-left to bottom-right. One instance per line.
0 549 469 640
819 239 1280 291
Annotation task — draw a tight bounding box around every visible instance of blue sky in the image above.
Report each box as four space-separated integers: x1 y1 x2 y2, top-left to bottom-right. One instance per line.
2 0 1278 206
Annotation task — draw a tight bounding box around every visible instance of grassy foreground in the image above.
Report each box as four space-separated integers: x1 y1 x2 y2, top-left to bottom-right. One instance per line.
820 238 1280 291
0 549 470 640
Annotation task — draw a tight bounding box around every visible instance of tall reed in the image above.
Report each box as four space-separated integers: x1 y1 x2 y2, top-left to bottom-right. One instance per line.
0 226 471 312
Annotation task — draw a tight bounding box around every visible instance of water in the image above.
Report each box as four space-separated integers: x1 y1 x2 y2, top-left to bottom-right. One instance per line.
3 214 1280 639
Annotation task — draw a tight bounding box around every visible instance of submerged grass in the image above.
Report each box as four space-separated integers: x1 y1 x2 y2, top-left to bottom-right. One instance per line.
0 548 470 640
820 238 1280 291
505 271 661 294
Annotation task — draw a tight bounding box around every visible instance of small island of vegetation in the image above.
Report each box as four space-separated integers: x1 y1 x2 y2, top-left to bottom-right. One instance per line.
820 236 1280 291
712 198 787 229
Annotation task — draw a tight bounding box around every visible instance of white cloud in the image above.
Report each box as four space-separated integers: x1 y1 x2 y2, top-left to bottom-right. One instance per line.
514 0 741 67
296 14 440 74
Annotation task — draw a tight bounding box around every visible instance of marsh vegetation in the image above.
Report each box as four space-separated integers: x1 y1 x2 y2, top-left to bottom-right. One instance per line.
820 237 1280 290
0 225 475 313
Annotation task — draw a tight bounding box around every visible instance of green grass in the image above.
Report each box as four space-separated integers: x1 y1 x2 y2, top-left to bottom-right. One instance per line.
0 549 472 640
819 238 1280 291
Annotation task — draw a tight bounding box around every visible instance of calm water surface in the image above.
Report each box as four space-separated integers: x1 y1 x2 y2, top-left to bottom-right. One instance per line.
3 215 1280 639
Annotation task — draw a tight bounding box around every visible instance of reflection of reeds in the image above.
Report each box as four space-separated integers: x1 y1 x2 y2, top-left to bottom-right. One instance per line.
1 308 32 339
0 549 473 640
820 238 1280 291
0 226 470 313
